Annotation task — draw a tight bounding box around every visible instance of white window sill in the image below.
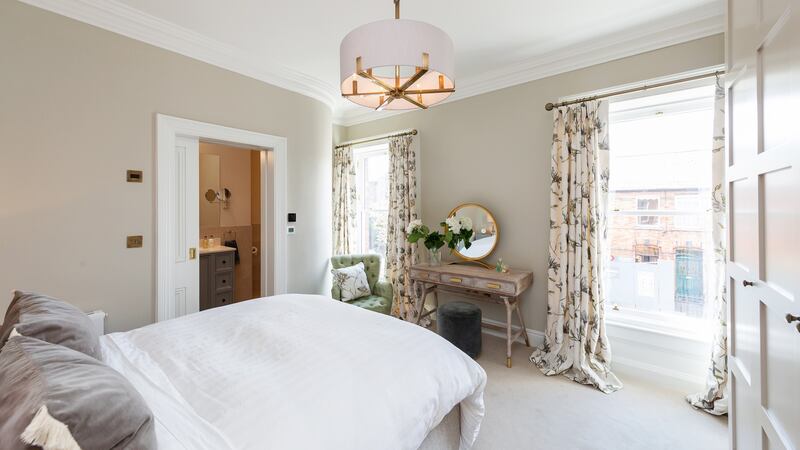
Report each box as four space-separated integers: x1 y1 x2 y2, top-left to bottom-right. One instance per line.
606 308 713 344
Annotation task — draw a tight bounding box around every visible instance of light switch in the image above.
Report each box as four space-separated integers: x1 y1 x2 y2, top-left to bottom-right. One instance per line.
126 235 143 248
126 170 143 183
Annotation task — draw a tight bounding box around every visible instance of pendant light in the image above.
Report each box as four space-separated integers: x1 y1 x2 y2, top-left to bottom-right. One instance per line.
339 0 455 110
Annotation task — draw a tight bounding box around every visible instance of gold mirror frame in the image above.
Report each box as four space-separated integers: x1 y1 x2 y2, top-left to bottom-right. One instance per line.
447 203 498 268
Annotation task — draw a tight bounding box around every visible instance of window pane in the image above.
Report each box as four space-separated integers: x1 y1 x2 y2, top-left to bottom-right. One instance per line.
353 145 390 276
607 85 715 322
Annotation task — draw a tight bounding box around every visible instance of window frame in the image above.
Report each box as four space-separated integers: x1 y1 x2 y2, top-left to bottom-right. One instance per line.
605 81 717 337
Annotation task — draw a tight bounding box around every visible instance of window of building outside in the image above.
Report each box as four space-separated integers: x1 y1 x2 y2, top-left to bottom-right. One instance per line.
353 143 390 275
606 84 716 336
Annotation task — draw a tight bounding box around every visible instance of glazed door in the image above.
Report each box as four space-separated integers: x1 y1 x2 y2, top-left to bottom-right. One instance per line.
726 0 800 448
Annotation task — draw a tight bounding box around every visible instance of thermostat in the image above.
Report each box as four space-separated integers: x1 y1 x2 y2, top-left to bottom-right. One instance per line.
288 213 297 223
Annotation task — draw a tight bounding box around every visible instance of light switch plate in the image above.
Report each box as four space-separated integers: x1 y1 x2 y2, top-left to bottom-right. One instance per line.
126 235 143 248
287 226 296 235
126 170 143 183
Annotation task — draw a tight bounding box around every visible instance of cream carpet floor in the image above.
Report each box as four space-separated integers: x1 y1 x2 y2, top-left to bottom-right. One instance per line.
472 335 728 450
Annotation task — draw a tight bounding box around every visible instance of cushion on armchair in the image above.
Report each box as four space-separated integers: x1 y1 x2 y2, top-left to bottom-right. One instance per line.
330 254 393 315
331 262 371 302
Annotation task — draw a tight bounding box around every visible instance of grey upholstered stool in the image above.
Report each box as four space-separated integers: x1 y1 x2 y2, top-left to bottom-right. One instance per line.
437 301 482 358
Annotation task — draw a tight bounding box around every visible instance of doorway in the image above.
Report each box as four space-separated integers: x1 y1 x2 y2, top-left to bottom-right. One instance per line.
155 114 288 322
199 143 265 308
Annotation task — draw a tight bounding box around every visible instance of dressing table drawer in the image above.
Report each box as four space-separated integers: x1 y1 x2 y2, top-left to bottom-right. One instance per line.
410 269 439 282
477 279 515 295
441 273 474 288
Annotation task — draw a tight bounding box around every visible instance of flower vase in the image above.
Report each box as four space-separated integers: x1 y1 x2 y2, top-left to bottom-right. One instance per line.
428 248 442 266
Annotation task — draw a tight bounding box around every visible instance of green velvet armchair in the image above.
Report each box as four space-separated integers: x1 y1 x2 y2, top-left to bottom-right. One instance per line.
330 254 393 315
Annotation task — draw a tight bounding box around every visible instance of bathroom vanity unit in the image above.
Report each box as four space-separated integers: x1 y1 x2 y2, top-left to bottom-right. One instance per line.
199 246 236 311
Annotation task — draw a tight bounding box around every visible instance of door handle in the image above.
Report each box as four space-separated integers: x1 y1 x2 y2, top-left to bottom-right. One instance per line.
189 247 197 260
786 313 800 324
742 280 755 287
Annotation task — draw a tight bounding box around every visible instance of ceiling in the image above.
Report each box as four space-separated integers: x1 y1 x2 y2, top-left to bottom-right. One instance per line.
23 0 724 125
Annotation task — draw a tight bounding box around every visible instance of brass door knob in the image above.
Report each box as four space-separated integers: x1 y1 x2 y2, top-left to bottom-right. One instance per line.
786 313 800 324
742 280 755 287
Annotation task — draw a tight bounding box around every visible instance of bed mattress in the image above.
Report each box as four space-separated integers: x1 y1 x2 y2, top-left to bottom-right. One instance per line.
100 294 486 450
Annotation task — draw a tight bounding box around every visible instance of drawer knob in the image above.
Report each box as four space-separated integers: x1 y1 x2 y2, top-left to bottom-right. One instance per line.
222 279 227 284
449 277 462 283
486 282 501 289
221 259 227 264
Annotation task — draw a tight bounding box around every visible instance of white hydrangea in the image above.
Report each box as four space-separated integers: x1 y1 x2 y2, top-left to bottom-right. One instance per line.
459 216 473 231
445 216 461 234
406 219 423 235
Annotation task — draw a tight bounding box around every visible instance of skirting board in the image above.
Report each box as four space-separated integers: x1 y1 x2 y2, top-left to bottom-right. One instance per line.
479 317 705 392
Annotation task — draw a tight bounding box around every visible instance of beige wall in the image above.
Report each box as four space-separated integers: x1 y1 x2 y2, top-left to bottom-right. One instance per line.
342 35 724 332
0 2 332 332
199 143 254 229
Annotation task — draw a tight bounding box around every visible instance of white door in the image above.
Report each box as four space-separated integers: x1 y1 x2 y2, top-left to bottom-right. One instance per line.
167 136 200 320
727 0 800 448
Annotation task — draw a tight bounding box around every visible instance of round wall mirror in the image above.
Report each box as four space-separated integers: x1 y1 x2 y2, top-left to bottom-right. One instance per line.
448 203 498 262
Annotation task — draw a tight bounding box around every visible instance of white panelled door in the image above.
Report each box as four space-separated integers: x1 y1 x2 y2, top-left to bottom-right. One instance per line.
727 0 800 448
169 136 200 319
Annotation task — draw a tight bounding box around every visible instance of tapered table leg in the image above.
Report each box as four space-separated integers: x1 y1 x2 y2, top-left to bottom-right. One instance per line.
502 296 512 367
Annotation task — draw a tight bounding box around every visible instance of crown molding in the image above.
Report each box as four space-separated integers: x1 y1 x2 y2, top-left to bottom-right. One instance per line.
19 0 338 111
20 0 723 128
334 4 724 126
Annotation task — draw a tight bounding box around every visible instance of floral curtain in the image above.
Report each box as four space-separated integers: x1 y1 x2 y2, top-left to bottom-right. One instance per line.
686 80 728 415
385 134 419 321
530 100 623 394
332 145 356 255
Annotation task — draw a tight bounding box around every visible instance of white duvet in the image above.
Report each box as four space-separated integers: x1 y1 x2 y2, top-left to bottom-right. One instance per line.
100 294 486 450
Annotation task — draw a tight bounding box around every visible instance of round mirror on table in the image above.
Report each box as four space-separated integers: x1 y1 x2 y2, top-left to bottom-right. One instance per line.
448 203 498 268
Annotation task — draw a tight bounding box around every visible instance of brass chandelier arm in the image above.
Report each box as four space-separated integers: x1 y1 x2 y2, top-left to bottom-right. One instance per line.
403 88 455 95
401 94 428 109
342 91 391 97
399 67 429 92
376 96 395 111
357 70 395 93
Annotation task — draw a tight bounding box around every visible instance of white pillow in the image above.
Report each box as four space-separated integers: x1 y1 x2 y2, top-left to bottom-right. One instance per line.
331 262 371 302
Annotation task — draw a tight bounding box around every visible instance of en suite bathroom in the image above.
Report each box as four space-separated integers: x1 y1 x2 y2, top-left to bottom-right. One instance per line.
199 142 263 310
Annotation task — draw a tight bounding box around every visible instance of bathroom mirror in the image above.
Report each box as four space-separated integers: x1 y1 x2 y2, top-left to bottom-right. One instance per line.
199 154 221 228
448 203 498 263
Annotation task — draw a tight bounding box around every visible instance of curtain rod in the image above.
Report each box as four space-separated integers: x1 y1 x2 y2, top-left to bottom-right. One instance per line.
544 70 725 111
335 129 417 149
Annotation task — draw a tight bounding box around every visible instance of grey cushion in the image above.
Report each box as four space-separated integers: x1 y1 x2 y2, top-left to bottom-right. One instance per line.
0 290 100 359
0 336 156 450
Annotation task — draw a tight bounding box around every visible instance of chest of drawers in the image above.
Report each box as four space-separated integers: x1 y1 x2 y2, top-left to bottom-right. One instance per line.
199 249 236 311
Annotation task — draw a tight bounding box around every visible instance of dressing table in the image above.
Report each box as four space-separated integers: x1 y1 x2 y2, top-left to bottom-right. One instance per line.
409 203 534 367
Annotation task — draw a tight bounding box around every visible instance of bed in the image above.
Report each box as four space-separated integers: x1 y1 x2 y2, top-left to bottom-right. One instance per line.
99 294 487 450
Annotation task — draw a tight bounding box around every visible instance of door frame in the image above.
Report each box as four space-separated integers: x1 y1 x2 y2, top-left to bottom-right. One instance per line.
155 114 288 321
